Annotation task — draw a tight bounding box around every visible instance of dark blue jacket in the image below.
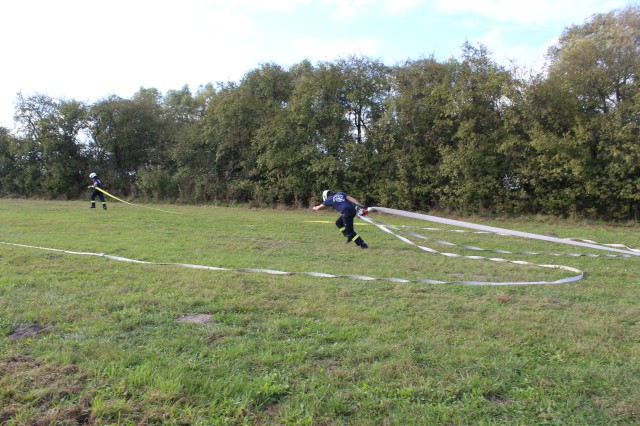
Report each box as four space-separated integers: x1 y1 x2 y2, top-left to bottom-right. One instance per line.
322 192 355 214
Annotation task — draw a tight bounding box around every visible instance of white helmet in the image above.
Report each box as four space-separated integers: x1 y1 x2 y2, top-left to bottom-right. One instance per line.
89 172 97 178
322 190 332 201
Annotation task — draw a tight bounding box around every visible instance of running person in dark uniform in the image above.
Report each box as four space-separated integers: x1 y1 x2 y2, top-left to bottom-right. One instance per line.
88 172 107 210
313 190 368 249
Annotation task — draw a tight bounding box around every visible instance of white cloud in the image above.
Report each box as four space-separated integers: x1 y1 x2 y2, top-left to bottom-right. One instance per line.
383 0 423 15
434 0 627 24
476 26 551 71
322 0 376 22
211 0 421 18
223 0 422 20
294 37 383 60
436 0 630 70
208 0 312 12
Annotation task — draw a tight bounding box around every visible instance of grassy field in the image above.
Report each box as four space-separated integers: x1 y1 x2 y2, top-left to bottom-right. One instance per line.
1 199 639 425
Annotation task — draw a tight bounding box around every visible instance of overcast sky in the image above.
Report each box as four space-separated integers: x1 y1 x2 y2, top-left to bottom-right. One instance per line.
0 0 633 130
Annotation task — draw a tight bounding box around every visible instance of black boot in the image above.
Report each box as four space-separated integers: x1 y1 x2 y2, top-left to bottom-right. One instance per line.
354 236 368 249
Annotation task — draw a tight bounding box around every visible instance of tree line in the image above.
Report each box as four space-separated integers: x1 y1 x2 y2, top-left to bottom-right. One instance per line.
1 6 639 220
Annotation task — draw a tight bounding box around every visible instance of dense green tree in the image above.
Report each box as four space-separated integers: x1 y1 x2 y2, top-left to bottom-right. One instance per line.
547 6 640 114
335 55 390 145
87 88 166 195
202 64 293 201
341 57 391 203
532 5 640 218
375 57 456 209
436 42 517 213
251 60 317 205
294 60 352 196
167 84 218 202
13 93 87 197
0 127 19 195
163 85 202 124
597 101 640 219
135 86 205 201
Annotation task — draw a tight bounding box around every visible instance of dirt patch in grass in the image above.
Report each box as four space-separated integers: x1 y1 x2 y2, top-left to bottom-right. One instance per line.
612 404 640 422
0 354 93 424
8 324 49 340
177 314 213 324
484 392 514 406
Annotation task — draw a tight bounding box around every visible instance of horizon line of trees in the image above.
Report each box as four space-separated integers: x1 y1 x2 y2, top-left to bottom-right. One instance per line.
1 6 640 220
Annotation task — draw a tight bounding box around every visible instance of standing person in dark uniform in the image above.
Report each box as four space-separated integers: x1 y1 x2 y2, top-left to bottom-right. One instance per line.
88 172 107 210
313 190 368 249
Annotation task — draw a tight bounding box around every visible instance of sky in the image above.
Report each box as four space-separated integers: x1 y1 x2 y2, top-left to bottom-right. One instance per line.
0 0 634 131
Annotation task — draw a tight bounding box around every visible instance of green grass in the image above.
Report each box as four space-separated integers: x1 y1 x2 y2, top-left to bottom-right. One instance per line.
1 199 640 425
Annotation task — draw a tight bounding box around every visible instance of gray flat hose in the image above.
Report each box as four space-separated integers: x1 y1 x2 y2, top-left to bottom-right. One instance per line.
0 240 581 285
372 207 640 257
